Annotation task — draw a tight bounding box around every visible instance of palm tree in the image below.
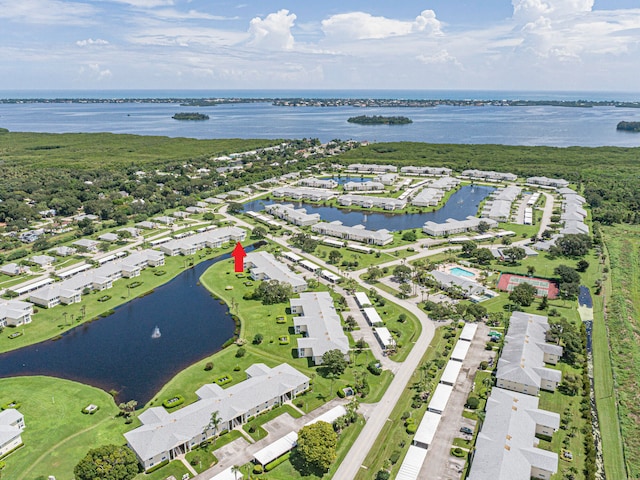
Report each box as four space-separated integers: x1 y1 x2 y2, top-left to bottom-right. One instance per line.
231 464 241 480
207 410 222 447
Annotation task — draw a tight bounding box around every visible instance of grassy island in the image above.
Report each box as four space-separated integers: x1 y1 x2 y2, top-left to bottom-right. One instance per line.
616 121 640 132
172 112 210 121
347 115 412 125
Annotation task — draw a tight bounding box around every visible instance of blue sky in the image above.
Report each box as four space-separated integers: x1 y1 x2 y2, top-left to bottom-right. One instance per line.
1 0 639 91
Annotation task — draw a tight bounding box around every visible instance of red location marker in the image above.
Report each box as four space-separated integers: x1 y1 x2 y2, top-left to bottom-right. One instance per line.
231 242 247 273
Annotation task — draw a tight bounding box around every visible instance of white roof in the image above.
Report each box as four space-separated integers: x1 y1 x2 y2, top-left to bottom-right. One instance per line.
253 431 298 465
282 251 302 262
440 360 464 385
304 405 347 427
299 259 320 271
396 445 428 480
414 411 442 447
12 277 53 295
451 340 471 362
460 323 478 341
206 466 243 480
354 292 372 308
428 384 454 413
363 307 382 325
374 327 394 347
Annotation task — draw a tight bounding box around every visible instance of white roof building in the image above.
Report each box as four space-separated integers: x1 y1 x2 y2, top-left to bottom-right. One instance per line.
354 292 372 308
413 411 442 449
440 360 463 386
468 388 560 480
0 300 33 328
0 408 25 458
244 251 307 293
363 307 383 325
125 363 309 472
0 263 25 276
460 169 517 182
346 163 398 173
343 181 385 192
50 245 77 256
400 166 453 176
411 188 445 207
311 221 393 246
272 187 336 202
374 327 395 350
159 227 246 256
253 431 298 466
396 445 428 480
292 292 350 365
496 312 563 396
460 323 478 342
428 384 454 414
423 216 498 237
298 177 338 189
526 176 570 189
264 203 320 227
450 340 471 362
338 194 406 210
98 232 120 242
72 239 100 251
30 255 55 268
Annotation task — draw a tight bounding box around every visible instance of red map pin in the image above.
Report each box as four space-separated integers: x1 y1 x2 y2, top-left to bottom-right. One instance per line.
231 242 247 273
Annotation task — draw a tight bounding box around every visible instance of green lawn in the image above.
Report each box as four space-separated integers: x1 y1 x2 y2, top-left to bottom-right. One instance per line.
0 241 249 354
0 376 130 480
312 244 417 271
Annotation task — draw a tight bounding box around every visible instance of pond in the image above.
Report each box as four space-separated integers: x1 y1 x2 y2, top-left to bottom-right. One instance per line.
244 184 495 231
0 246 258 405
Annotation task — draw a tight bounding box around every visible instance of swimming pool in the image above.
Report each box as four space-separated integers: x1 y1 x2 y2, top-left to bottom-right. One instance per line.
450 267 475 278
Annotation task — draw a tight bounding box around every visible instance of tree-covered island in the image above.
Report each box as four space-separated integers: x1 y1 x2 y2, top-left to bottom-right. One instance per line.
172 112 209 121
616 121 640 132
347 115 412 125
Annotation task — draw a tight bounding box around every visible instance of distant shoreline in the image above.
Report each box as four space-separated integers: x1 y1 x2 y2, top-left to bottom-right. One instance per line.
1 97 640 109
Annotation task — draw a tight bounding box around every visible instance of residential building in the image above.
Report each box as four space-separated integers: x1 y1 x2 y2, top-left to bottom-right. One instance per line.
343 181 385 192
158 227 246 256
98 232 119 242
422 216 498 236
244 251 307 293
429 176 460 190
481 185 522 222
124 363 309 471
346 163 397 173
291 292 349 365
428 270 495 301
411 188 445 207
338 194 406 211
0 409 25 457
460 169 517 182
496 312 563 396
0 263 25 276
272 187 336 202
400 166 453 176
29 255 55 268
264 204 321 227
117 227 140 237
298 177 338 189
50 246 77 257
311 221 393 246
468 388 559 480
135 221 159 230
374 173 398 185
526 176 570 189
0 300 33 327
153 216 175 225
72 239 100 252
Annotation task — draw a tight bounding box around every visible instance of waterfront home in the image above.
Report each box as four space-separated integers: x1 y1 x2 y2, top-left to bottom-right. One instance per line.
400 166 453 176
298 177 338 189
0 409 25 457
291 292 350 365
374 173 398 185
481 186 522 222
460 169 517 182
264 204 321 227
496 312 563 396
72 239 100 252
272 187 336 202
338 194 406 210
311 221 393 246
0 300 33 327
412 188 445 207
124 363 309 472
468 387 559 480
343 181 385 192
525 176 570 189
422 216 498 236
244 251 307 293
429 176 460 191
158 227 246 256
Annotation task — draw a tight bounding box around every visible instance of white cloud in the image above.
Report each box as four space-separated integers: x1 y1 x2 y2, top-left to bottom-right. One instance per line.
321 9 441 41
416 49 461 66
0 0 97 25
248 9 296 50
76 38 110 47
80 63 112 79
108 0 173 7
147 9 238 20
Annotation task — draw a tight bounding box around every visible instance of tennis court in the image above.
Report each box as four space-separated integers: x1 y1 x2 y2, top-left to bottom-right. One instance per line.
497 273 559 299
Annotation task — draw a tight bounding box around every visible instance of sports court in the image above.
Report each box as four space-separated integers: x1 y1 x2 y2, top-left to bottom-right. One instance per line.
497 273 559 299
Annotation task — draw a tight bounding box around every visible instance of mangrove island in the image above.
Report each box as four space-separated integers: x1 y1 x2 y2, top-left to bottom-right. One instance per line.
347 115 412 125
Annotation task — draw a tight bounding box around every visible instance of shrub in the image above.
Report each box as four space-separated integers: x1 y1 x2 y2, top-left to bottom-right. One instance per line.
376 471 391 480
451 447 465 458
367 361 382 376
235 347 246 358
466 396 480 409
406 424 417 434
479 361 488 370
253 464 263 474
145 459 169 473
215 374 233 386
390 450 401 464
265 452 290 471
163 395 184 409
337 389 346 398
204 362 214 371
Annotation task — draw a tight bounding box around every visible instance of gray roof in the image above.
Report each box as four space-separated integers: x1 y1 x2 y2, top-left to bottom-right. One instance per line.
497 312 563 390
125 363 308 462
469 387 559 480
0 409 23 447
292 292 349 358
311 221 393 245
429 270 486 297
244 251 307 290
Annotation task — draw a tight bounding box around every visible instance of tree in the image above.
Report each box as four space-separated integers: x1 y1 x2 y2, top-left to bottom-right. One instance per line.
231 465 241 480
118 400 138 419
461 241 477 256
527 265 536 276
502 246 526 263
553 234 592 257
477 221 490 233
74 444 138 480
399 283 412 298
393 264 412 283
252 226 267 239
328 250 342 265
509 282 537 307
474 248 494 265
253 333 264 344
554 264 581 285
207 410 222 446
227 202 243 214
321 349 348 376
365 266 383 282
296 421 337 472
401 230 417 242
576 259 590 272
344 315 357 331
254 279 293 305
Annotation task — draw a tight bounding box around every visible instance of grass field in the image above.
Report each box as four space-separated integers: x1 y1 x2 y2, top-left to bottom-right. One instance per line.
599 225 640 478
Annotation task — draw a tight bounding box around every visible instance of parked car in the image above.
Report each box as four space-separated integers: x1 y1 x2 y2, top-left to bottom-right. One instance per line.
460 426 473 435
